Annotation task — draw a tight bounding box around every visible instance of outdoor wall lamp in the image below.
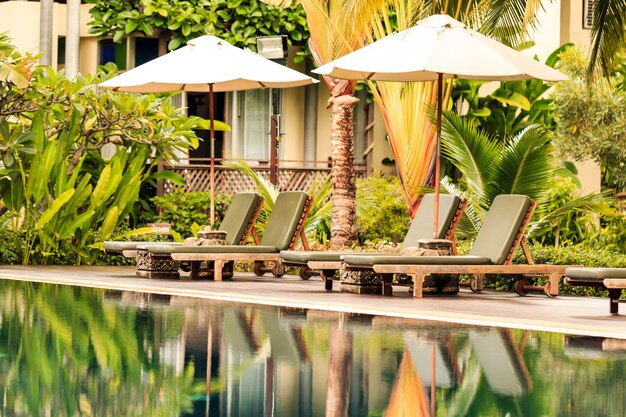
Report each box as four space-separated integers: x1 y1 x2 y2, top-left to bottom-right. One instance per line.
256 35 288 185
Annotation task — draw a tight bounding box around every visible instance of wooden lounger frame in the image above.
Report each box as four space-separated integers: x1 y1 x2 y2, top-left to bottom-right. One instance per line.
172 196 312 282
307 198 468 291
121 196 265 259
565 276 626 314
361 200 568 298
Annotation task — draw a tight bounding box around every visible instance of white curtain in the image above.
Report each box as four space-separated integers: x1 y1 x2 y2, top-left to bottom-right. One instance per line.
237 89 270 161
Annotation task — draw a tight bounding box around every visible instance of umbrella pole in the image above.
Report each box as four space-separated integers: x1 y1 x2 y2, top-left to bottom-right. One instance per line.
433 73 443 239
209 83 215 229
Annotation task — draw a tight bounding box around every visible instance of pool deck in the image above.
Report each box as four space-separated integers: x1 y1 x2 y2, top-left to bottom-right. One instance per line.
1 265 625 339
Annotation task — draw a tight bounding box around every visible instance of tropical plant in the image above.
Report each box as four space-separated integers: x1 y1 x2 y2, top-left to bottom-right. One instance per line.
450 45 569 140
438 111 612 240
151 191 230 236
356 172 409 244
0 32 36 88
267 0 549 245
86 0 309 51
586 0 626 80
552 47 626 191
226 158 331 244
0 38 200 265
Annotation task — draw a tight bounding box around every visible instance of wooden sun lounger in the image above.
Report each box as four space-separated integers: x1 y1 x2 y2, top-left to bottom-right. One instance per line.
344 195 570 298
281 194 467 290
104 192 264 258
564 268 626 314
162 191 312 281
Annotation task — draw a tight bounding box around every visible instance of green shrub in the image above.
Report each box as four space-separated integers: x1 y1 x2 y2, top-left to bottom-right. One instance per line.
506 244 626 296
151 191 230 237
356 173 409 244
457 240 626 296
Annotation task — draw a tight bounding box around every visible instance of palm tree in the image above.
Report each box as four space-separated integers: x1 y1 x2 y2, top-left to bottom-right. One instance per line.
588 0 626 80
265 1 548 229
263 0 389 247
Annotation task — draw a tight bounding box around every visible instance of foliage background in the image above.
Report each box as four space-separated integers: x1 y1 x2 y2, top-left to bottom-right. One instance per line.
86 0 309 52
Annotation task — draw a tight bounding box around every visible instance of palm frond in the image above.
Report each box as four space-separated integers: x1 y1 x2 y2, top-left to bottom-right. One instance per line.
489 124 555 202
304 174 332 241
441 177 481 238
440 111 501 206
224 158 279 227
478 0 543 48
588 0 626 80
527 191 615 238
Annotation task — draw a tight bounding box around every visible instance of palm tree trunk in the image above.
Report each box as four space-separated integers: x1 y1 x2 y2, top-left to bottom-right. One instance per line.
65 0 81 79
329 94 359 247
325 324 352 417
38 0 53 66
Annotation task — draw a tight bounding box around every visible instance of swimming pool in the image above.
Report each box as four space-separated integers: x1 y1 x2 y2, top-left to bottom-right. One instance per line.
0 279 624 416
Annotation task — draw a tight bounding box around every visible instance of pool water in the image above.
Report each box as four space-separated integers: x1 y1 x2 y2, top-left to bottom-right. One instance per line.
0 280 624 417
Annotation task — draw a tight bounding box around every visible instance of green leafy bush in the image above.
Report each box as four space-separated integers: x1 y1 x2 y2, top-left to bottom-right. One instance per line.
456 240 626 296
356 173 409 244
151 191 230 237
86 0 309 52
0 37 198 265
552 47 626 191
507 244 626 296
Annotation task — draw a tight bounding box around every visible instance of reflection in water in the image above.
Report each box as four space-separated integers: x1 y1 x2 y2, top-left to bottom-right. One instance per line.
0 280 625 417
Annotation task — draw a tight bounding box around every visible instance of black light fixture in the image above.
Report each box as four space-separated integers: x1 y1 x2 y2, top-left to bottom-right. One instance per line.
256 35 289 185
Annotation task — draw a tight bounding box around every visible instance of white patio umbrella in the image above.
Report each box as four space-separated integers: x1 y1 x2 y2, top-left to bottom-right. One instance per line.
314 14 568 238
100 35 317 227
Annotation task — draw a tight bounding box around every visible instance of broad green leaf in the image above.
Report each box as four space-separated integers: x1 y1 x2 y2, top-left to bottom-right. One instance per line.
90 165 111 208
493 92 532 111
58 210 96 239
100 207 120 240
35 189 75 230
150 170 186 186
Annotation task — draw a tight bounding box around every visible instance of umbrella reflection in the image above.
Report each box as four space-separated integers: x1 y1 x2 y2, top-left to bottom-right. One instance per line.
385 350 430 417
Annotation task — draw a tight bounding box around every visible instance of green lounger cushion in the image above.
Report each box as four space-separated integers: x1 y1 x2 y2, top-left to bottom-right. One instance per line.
104 192 261 254
280 194 462 264
565 268 626 281
139 191 308 256
260 191 309 250
400 193 462 250
469 194 532 265
342 254 490 266
141 244 280 254
280 250 358 263
220 192 261 244
344 194 531 268
104 241 182 253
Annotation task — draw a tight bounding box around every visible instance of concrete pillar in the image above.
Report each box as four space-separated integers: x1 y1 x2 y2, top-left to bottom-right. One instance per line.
303 62 318 166
65 0 80 79
38 0 53 66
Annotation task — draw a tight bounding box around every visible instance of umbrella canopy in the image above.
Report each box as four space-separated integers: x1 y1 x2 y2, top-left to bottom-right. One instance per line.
314 14 566 82
100 35 316 92
314 14 567 238
100 35 317 227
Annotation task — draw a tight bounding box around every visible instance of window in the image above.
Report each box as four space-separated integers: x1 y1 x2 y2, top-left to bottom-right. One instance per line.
133 37 160 66
234 89 271 161
57 36 66 68
98 38 127 70
583 0 595 29
98 37 160 70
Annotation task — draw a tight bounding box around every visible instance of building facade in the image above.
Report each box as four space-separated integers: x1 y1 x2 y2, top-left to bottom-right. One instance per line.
0 0 600 192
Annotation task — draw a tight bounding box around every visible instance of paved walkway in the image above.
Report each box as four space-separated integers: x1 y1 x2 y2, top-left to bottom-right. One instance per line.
0 265 624 339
